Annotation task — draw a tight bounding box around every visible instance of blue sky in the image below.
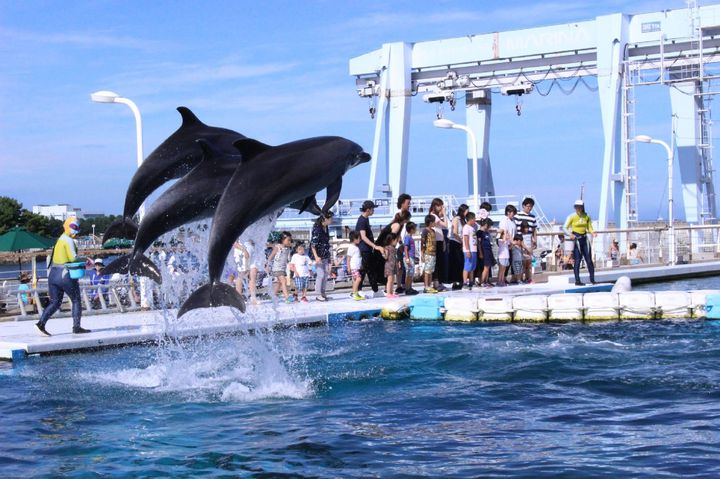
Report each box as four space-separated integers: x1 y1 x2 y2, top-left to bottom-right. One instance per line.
0 0 700 221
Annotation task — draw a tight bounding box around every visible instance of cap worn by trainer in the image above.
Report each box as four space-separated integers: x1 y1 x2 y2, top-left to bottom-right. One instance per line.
573 200 584 207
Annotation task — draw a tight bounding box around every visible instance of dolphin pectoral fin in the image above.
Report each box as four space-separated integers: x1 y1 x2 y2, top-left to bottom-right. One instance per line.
289 196 321 215
102 217 139 243
232 138 272 161
321 177 342 213
129 254 163 284
178 282 246 318
177 106 203 127
101 254 132 276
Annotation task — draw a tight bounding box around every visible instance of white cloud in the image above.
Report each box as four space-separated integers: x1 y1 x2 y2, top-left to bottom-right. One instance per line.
0 26 165 51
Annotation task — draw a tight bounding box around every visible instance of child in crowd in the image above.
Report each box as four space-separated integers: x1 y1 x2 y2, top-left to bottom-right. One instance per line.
477 218 494 287
510 234 525 284
233 240 250 295
384 233 400 299
267 231 293 303
496 230 510 287
289 243 312 303
520 221 534 284
347 231 364 300
462 212 478 290
421 215 438 294
403 222 418 295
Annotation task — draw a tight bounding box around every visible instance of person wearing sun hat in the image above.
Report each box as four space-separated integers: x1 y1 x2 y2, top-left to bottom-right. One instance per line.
35 217 91 336
564 199 597 286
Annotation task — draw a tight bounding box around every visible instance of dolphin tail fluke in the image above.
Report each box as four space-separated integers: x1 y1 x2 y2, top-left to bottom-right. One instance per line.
101 253 162 284
178 282 246 318
130 254 163 284
101 254 132 276
102 217 138 243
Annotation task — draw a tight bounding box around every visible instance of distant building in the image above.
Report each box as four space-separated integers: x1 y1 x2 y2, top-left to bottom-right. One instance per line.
32 204 84 221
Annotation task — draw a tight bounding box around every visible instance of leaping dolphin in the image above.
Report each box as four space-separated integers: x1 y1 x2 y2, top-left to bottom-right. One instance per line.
101 138 272 283
103 107 247 243
177 136 370 317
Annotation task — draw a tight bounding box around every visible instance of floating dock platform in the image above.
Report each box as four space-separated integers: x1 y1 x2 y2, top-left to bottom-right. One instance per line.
2 261 720 362
0 281 612 362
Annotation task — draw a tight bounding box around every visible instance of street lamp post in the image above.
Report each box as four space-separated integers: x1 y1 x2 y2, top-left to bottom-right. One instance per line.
634 134 675 265
433 119 479 212
90 91 145 221
92 224 96 242
91 90 150 306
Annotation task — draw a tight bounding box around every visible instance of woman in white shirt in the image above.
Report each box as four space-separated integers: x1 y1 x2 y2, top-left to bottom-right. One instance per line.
429 197 449 291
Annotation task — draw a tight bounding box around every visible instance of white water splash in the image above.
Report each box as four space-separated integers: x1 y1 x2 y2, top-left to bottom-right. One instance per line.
87 210 312 402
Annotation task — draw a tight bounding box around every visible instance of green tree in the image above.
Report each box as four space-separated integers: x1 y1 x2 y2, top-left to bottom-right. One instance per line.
0 196 23 234
22 212 62 237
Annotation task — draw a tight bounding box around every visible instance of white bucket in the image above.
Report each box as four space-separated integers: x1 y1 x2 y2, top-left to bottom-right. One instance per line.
477 296 513 321
512 295 548 322
584 292 619 321
618 291 656 320
547 293 584 321
654 291 692 319
444 297 478 322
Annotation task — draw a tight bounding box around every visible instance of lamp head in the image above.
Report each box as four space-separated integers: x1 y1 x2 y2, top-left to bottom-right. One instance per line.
433 118 455 129
91 90 120 103
634 134 653 143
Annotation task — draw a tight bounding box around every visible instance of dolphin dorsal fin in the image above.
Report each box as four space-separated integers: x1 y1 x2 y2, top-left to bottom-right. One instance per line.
177 106 204 127
232 138 272 162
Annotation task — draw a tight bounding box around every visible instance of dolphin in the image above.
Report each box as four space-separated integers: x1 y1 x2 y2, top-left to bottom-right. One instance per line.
101 138 272 283
177 136 370 317
103 107 247 243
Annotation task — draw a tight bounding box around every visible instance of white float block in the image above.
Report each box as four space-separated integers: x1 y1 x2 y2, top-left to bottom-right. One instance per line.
654 291 692 319
444 297 478 322
512 295 548 322
583 292 619 321
619 291 656 320
689 290 720 318
547 293 584 321
477 296 513 321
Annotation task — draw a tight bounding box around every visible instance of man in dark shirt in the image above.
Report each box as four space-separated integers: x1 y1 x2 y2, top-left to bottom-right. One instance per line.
355 200 384 295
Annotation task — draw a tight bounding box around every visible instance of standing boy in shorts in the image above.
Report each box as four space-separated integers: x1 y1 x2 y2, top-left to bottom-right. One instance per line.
462 212 478 290
421 215 438 294
477 218 494 287
289 244 312 303
403 222 419 295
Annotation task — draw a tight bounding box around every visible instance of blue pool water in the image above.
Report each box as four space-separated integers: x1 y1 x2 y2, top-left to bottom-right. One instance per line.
2 278 720 478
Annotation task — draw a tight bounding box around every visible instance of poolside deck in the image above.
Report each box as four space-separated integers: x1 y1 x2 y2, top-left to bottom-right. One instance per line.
0 279 613 362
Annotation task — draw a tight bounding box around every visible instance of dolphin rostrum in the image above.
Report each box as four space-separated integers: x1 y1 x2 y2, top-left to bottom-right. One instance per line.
103 107 247 243
177 136 370 317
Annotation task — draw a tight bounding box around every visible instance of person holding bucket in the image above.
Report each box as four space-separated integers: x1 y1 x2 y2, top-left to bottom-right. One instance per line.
35 217 91 336
564 200 597 286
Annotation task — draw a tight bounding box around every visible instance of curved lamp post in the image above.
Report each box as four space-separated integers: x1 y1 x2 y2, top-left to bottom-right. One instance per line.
634 134 675 265
91 90 149 306
434 118 479 212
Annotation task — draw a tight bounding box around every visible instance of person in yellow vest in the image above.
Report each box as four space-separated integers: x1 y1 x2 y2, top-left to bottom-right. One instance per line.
35 217 91 336
564 199 597 286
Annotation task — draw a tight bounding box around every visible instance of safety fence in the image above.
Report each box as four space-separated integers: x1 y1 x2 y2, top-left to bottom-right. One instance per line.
539 224 720 271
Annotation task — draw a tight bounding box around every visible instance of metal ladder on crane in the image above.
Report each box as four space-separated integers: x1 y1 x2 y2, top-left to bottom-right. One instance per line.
622 61 639 226
689 0 718 222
